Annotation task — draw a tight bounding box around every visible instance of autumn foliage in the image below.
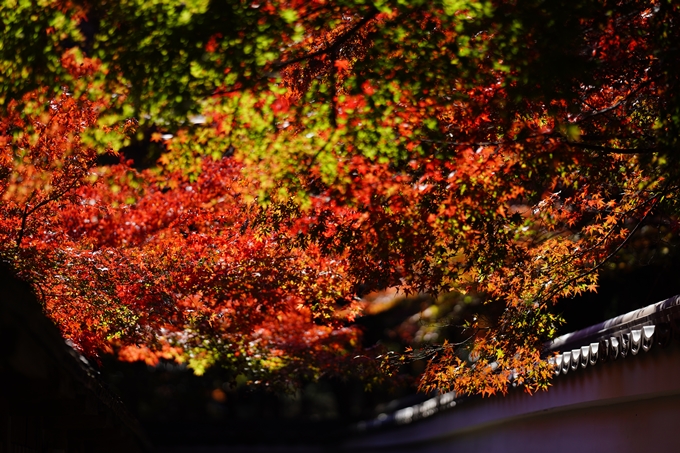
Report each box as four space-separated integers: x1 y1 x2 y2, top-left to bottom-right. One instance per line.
2 0 680 395
0 90 371 387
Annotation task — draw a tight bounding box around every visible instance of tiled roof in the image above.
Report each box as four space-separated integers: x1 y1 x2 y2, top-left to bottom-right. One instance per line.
547 294 680 376
353 294 680 432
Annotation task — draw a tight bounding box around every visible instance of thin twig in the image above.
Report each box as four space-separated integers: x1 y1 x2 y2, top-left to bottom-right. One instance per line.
536 190 664 304
566 141 659 154
273 8 379 69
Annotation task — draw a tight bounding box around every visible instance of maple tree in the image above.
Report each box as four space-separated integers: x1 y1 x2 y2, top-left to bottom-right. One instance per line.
2 0 680 396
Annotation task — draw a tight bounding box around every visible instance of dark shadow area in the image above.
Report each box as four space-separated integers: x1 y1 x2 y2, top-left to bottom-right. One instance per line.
556 227 680 333
0 264 150 452
99 357 417 448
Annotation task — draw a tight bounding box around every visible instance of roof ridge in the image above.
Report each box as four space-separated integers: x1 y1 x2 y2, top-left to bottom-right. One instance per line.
546 294 680 377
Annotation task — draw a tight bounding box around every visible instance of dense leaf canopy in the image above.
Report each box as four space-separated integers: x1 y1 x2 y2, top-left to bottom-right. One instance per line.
1 0 679 394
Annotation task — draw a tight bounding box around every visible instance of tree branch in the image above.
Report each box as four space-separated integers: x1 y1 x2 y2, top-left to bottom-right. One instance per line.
273 8 379 69
566 141 660 154
536 190 664 305
14 177 87 251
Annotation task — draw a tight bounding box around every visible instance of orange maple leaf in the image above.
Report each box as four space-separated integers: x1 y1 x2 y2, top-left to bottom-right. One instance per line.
334 59 350 70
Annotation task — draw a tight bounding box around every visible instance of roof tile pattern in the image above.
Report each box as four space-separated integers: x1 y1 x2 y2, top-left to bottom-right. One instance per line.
354 294 680 432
